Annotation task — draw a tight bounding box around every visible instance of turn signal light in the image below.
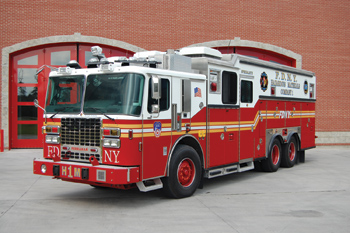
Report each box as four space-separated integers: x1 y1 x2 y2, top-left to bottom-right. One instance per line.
103 129 110 135
103 128 120 137
45 126 60 134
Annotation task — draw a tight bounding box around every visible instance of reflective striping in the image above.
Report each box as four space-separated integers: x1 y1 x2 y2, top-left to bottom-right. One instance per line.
44 122 61 126
117 109 316 138
58 109 315 139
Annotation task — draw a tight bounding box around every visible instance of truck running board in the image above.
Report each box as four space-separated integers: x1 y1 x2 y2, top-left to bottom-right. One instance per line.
136 178 163 192
206 161 254 179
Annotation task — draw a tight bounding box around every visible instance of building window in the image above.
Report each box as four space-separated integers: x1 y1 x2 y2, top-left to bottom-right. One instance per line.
51 51 71 65
222 71 237 104
17 55 38 65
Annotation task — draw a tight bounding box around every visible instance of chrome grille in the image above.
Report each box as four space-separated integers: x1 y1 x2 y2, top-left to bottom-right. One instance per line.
61 118 101 146
60 151 101 162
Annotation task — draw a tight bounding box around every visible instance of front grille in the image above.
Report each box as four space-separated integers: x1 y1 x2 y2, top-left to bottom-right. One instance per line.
61 117 101 146
60 151 101 162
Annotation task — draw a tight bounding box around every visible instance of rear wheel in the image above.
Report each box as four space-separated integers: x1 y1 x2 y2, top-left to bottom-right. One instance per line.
262 138 281 172
281 137 298 168
162 145 201 198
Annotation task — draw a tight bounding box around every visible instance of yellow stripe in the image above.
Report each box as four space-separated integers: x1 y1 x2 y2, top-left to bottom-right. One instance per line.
44 122 61 126
209 121 239 126
190 122 207 127
301 115 315 118
103 123 143 128
104 123 172 129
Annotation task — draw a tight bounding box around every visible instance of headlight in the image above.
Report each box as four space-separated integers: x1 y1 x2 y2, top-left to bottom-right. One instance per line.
45 135 60 144
41 164 47 174
103 138 121 148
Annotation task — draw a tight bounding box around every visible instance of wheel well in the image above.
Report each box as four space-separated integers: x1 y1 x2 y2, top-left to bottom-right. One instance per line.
166 135 204 176
177 136 204 167
270 134 284 151
289 133 301 151
272 133 300 150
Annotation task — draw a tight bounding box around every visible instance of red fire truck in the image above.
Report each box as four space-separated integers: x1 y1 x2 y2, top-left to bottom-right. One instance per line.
33 46 316 198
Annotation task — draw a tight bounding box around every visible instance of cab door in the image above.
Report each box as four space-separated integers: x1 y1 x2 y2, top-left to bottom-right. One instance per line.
142 76 172 180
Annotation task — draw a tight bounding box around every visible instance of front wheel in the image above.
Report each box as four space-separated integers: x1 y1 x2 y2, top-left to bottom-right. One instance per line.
162 145 202 198
262 138 282 172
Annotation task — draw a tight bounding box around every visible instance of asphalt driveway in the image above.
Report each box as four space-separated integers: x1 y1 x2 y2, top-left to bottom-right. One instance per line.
0 147 349 233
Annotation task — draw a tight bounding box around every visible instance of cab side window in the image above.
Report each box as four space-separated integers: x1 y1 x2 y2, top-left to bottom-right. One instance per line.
241 80 253 103
222 71 237 104
147 79 170 113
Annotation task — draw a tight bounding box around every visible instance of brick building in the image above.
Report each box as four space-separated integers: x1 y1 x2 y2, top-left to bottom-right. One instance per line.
1 0 349 149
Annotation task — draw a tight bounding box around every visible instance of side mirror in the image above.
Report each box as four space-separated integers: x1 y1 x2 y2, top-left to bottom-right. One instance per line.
151 76 161 99
34 99 46 112
151 104 159 114
34 99 47 123
34 99 40 108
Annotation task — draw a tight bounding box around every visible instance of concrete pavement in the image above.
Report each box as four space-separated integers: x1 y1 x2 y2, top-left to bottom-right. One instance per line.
0 147 349 233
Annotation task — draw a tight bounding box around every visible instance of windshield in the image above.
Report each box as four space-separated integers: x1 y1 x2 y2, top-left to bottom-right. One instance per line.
45 75 84 113
83 73 145 116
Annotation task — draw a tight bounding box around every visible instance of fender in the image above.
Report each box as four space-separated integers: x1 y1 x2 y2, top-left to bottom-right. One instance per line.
266 126 301 157
266 133 283 158
165 134 204 176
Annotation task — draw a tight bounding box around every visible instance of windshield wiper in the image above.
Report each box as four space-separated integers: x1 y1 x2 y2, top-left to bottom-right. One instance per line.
84 107 115 121
50 106 76 119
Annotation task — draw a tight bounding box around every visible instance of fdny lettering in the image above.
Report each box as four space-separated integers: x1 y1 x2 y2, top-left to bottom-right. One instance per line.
279 111 292 119
48 146 60 158
275 71 297 82
104 150 120 164
61 165 81 178
274 72 299 94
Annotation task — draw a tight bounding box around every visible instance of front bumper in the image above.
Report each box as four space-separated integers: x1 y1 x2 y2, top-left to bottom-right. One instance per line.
33 159 140 186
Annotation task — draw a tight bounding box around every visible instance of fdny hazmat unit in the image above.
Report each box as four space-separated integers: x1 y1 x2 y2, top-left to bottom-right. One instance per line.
33 46 316 198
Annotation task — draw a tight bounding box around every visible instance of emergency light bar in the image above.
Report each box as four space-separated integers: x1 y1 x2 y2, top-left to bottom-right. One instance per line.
57 67 73 74
91 46 103 56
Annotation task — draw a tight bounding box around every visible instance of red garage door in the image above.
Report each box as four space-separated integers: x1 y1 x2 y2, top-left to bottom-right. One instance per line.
10 43 134 148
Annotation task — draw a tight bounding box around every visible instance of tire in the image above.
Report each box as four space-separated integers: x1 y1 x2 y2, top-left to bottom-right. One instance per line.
281 136 298 168
262 138 282 172
162 145 202 198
